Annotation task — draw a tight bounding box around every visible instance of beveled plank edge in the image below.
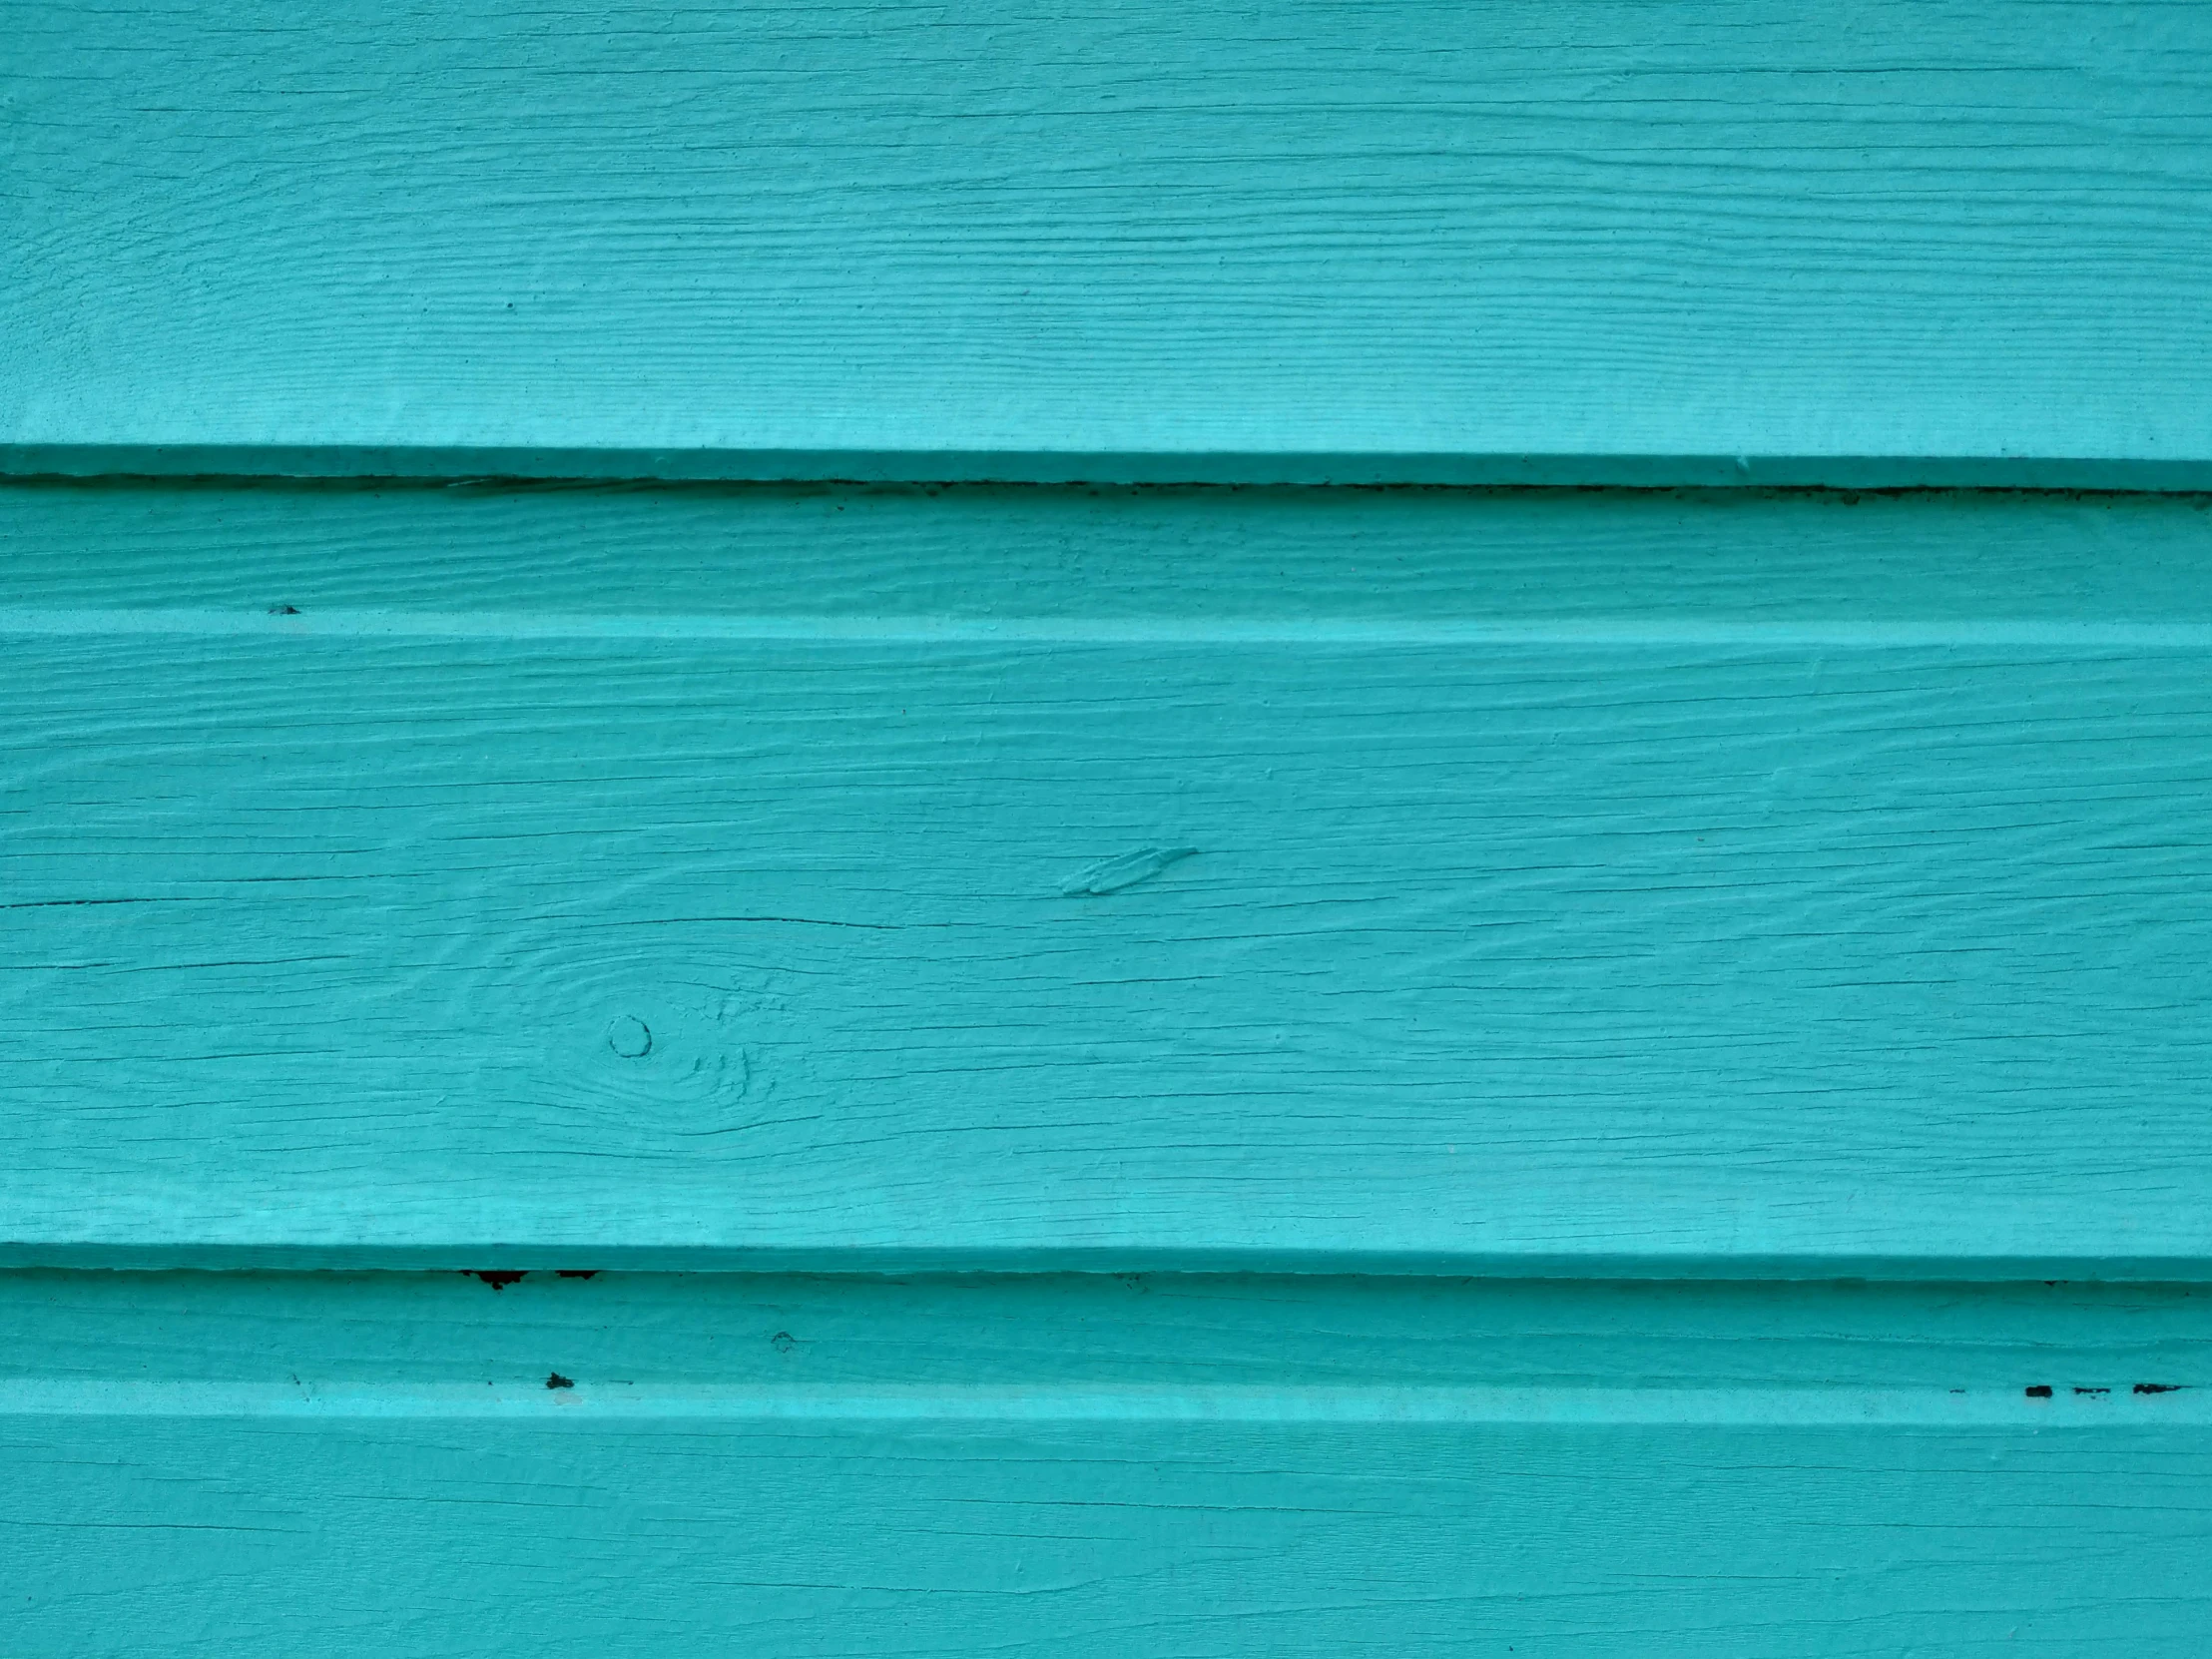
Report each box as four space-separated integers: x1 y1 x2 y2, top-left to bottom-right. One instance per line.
9 445 2212 492
14 608 2212 647
6 1243 2211 1281
4 1380 2202 1425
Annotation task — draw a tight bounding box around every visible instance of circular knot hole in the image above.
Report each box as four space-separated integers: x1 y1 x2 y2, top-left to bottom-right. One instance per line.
606 1014 653 1059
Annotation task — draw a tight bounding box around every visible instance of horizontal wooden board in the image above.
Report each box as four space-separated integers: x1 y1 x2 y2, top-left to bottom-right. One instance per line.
6 482 2211 1269
3 1273 2208 1657
9 477 2212 625
10 1271 2208 1393
21 1411 2208 1656
7 2 2212 478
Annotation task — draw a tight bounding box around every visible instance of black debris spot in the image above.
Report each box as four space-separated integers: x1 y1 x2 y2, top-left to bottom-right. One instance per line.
268 603 300 615
463 1271 526 1291
546 1372 574 1389
770 1331 796 1354
556 1270 598 1280
2073 1386 2109 1395
2134 1382 2186 1394
2024 1384 2053 1398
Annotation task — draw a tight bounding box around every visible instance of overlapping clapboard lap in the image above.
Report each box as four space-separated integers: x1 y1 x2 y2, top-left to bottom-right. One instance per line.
3 1272 2208 1656
4 481 2209 1268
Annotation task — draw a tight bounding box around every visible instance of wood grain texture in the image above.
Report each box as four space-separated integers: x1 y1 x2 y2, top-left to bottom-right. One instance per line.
9 477 2212 625
6 1 2212 477
25 1411 2209 1656
3 1273 2208 1657
6 482 2211 1269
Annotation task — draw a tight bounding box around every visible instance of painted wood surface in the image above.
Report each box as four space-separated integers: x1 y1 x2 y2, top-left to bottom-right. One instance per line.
7 480 2210 1270
8 2 2212 480
15 5 2211 1643
3 1270 2208 1656
11 476 2212 624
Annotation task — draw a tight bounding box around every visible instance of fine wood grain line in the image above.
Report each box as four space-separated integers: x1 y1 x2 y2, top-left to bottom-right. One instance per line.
7 1 2211 472
13 608 2212 650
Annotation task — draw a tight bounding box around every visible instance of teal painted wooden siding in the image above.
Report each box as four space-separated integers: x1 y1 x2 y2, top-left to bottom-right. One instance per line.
7 1272 2211 1656
8 0 2212 484
6 3 2211 1652
7 481 2212 1275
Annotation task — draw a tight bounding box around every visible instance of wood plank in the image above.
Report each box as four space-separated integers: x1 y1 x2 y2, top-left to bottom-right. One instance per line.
18 1411 2207 1656
4 1272 2209 1657
7 2 2211 479
8 477 2212 626
10 1270 2207 1393
6 481 2211 1267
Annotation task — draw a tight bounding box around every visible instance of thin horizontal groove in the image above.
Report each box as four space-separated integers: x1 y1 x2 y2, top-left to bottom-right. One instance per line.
9 444 2212 493
8 608 2212 651
9 1246 2212 1282
1 1381 2198 1426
